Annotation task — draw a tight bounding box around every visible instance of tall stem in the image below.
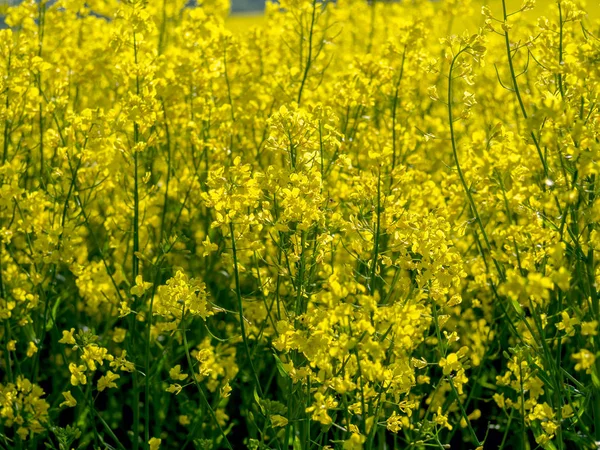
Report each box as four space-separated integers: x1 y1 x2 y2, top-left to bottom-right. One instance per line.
229 222 263 396
132 30 141 450
297 0 317 105
370 165 381 294
500 0 548 176
181 311 234 450
447 48 502 279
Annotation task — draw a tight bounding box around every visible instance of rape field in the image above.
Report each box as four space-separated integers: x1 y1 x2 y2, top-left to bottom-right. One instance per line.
1 0 600 449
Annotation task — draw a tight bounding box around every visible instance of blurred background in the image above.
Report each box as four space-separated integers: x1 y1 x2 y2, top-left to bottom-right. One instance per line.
230 0 266 13
0 0 268 28
0 1 597 33
0 0 267 13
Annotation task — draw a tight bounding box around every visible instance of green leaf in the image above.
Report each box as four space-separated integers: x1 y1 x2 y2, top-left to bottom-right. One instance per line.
591 367 600 389
254 387 265 415
273 353 289 379
46 296 62 331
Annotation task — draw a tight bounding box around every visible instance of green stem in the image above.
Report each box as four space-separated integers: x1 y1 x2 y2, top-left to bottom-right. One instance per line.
229 222 263 396
297 0 318 105
447 47 503 279
181 312 233 450
432 305 481 446
369 165 381 294
500 0 548 176
132 29 141 450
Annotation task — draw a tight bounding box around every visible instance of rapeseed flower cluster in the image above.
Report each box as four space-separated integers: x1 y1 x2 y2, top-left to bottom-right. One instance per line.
0 0 599 448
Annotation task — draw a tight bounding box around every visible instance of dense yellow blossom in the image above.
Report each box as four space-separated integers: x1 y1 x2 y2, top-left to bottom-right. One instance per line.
0 0 599 448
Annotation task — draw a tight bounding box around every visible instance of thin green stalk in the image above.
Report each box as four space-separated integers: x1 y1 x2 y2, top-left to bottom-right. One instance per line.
519 355 527 450
283 377 294 447
295 230 307 317
51 324 126 450
2 51 11 164
447 47 503 279
181 311 234 450
587 245 600 441
158 0 168 54
369 165 381 294
143 264 163 448
297 0 318 105
132 32 141 284
558 2 565 98
223 39 236 158
1 243 13 384
38 92 44 184
390 45 407 174
159 101 171 244
555 291 565 449
0 63 12 380
37 0 46 186
500 0 548 176
132 29 141 450
305 376 311 450
498 409 514 450
229 222 263 396
447 50 543 364
432 305 481 447
367 0 376 54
